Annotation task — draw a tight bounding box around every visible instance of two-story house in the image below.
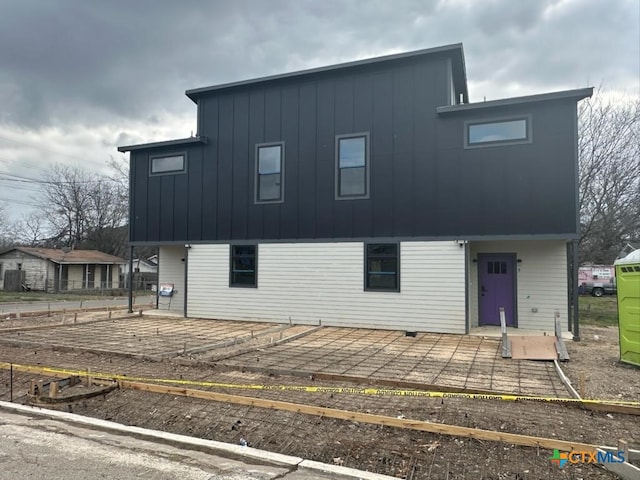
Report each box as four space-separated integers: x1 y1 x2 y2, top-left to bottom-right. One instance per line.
119 43 591 334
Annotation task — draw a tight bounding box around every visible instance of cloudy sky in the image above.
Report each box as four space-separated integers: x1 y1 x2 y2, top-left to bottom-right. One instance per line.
0 0 638 222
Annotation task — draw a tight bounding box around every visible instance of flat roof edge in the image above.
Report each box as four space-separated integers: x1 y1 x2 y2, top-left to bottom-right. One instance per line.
118 136 207 153
436 87 594 114
186 43 465 101
128 233 578 246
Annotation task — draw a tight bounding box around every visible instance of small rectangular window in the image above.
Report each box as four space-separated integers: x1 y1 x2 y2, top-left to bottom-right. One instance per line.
150 154 186 175
255 143 284 203
336 133 369 199
230 245 257 287
365 243 399 291
465 117 530 148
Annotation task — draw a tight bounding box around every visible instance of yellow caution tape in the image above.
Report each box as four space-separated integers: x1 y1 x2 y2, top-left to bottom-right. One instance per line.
1 361 639 407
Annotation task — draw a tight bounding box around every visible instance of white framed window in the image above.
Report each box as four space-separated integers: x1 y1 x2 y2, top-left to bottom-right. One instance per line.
150 153 186 175
336 133 370 199
465 116 531 148
255 142 284 203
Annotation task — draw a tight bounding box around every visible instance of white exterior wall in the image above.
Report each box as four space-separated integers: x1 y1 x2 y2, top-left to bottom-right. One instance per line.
94 266 102 288
158 246 186 312
0 252 53 291
187 241 466 333
67 265 84 290
110 265 120 288
468 240 568 331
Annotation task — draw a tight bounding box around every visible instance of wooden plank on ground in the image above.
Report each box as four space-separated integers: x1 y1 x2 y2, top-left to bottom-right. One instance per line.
119 380 600 453
3 362 639 416
510 336 558 360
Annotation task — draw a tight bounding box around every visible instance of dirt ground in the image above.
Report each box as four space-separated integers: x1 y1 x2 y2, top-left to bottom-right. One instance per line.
0 314 638 480
561 325 640 402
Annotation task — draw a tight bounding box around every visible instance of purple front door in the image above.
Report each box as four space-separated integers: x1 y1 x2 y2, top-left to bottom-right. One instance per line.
478 254 516 326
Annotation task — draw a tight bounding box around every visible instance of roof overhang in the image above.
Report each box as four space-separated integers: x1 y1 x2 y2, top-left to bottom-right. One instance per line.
436 87 594 115
186 43 469 104
117 136 207 153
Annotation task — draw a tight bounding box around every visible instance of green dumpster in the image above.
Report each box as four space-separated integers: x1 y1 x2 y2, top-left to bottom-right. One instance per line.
614 249 640 367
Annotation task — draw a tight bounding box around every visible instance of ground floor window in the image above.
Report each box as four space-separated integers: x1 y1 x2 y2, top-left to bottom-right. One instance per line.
230 245 257 287
365 243 399 291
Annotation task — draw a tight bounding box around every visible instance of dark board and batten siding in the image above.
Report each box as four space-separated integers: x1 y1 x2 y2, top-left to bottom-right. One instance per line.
129 55 580 244
435 100 579 236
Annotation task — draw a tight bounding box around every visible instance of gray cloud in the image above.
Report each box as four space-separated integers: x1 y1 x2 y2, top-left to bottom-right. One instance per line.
0 0 637 219
0 0 636 128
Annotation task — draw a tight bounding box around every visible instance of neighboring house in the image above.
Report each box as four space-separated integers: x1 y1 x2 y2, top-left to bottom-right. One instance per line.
120 256 158 290
120 257 158 276
0 247 125 292
118 43 592 334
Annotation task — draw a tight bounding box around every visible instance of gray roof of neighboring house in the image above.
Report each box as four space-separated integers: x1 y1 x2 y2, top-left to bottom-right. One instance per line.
0 247 125 265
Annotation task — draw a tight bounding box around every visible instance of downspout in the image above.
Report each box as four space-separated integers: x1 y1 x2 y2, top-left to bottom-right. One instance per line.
571 240 580 341
571 101 581 341
184 246 189 318
464 241 470 334
44 259 50 292
127 245 134 313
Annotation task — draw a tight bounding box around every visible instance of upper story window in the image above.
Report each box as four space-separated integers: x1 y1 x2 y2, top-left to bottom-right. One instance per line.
336 133 369 199
150 153 186 175
255 143 284 203
465 117 531 148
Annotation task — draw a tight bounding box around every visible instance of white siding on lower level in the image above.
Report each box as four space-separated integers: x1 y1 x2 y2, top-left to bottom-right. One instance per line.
468 240 568 331
158 246 186 312
187 241 466 333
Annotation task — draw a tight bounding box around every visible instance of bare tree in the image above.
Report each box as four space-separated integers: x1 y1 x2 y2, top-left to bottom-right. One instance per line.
10 212 48 246
38 163 129 255
81 174 129 256
0 201 12 249
40 164 93 247
578 90 640 264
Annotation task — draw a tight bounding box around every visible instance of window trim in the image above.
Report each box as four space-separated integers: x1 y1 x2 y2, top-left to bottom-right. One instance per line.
364 242 400 292
464 115 532 149
229 244 258 288
149 152 187 176
335 132 370 200
255 142 285 204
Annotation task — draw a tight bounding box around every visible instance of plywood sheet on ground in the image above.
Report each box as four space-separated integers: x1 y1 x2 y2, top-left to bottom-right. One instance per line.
509 336 558 360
